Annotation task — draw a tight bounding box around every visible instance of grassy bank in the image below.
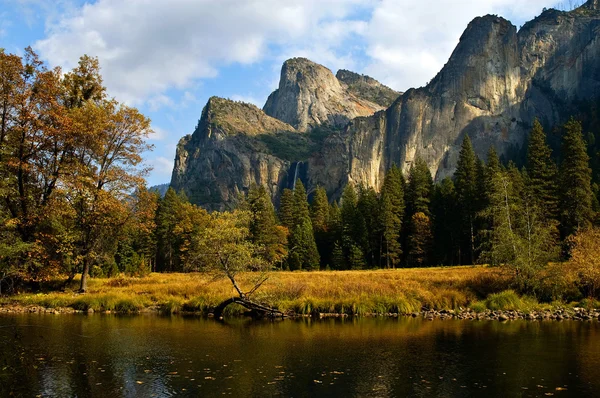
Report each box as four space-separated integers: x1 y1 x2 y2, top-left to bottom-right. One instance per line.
0 266 592 316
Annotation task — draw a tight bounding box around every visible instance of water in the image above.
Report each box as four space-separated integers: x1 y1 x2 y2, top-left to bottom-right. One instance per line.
1 314 599 397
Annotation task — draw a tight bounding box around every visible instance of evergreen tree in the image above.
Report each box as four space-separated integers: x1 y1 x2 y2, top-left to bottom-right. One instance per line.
288 219 320 270
340 184 364 269
348 244 366 270
292 179 310 228
247 184 286 263
454 134 478 264
560 118 594 237
311 186 330 267
357 185 379 267
155 187 183 272
379 165 405 268
407 212 433 267
406 157 433 217
527 119 559 219
331 241 346 270
432 177 459 265
287 179 320 269
311 186 329 233
279 188 295 229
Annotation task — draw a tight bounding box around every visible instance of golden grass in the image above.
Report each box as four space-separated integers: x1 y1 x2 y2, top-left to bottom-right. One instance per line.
2 266 516 315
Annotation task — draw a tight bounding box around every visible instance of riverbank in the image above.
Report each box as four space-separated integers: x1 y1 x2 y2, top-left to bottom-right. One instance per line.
1 267 598 320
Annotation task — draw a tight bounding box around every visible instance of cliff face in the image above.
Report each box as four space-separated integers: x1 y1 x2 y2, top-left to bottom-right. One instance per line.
171 1 600 208
170 97 297 210
263 58 399 131
309 2 600 195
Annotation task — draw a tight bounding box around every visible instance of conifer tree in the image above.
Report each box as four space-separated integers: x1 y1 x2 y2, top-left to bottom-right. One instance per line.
454 134 478 264
380 165 405 268
311 186 329 233
357 185 379 267
247 184 286 263
292 179 310 228
311 186 330 267
155 187 184 272
560 118 594 237
527 119 559 219
406 157 433 217
407 212 433 266
279 188 295 230
287 179 320 269
288 219 320 270
432 177 459 265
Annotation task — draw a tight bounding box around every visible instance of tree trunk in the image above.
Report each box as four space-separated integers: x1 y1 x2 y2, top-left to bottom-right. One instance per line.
213 296 286 319
79 258 90 293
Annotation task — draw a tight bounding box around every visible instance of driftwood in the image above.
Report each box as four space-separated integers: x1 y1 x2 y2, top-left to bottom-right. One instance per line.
213 295 287 319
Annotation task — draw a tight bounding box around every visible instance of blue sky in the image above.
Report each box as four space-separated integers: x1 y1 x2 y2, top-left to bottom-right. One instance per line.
1 0 565 186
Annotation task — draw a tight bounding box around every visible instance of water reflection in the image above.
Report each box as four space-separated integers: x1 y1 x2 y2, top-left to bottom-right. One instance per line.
0 314 598 397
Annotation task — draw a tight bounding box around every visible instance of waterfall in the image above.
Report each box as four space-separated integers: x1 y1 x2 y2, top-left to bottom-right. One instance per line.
292 161 301 190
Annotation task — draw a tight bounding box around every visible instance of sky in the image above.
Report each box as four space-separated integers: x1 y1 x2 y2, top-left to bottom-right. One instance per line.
0 0 567 186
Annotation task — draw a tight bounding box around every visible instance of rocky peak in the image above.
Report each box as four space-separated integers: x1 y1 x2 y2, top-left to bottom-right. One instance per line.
194 96 295 140
263 58 387 131
583 0 600 10
336 69 401 107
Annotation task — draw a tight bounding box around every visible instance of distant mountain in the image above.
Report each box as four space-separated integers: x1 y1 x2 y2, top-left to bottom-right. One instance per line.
149 183 170 197
171 0 600 209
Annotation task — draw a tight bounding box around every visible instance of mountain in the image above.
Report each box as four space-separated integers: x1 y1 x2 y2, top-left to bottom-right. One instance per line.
149 183 170 197
171 1 600 209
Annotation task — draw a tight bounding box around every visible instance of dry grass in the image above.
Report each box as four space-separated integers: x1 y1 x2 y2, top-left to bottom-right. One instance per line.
4 266 512 315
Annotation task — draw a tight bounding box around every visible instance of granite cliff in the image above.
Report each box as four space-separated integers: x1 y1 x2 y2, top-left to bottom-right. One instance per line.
171 1 600 209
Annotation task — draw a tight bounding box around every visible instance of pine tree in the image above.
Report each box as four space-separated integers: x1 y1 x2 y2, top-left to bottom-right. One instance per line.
287 179 320 269
340 183 364 268
380 165 405 268
279 188 295 230
560 118 594 237
311 186 329 233
357 185 379 267
527 119 559 220
155 187 183 272
406 157 433 218
331 241 346 270
407 212 433 267
311 186 330 267
247 184 286 263
454 134 478 264
292 179 310 228
289 219 320 270
432 177 459 265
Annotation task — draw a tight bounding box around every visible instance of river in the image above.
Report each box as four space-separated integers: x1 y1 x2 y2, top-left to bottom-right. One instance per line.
1 314 599 397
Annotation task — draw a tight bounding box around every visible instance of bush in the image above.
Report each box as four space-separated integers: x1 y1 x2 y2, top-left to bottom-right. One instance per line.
485 290 523 311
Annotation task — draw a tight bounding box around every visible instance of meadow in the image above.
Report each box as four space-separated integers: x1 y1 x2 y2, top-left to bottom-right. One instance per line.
0 266 569 316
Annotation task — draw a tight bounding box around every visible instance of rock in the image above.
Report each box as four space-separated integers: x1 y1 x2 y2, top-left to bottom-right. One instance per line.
87 308 94 314
499 314 509 321
171 2 600 209
263 58 394 132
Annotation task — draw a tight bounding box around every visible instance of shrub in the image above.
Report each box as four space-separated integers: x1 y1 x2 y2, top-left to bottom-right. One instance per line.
485 290 522 311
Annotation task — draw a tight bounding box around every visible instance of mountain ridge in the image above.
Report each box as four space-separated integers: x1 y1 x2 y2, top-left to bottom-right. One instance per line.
171 1 600 209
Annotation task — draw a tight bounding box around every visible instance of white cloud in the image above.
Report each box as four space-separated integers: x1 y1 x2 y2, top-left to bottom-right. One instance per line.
149 125 169 141
35 0 371 105
230 94 263 108
149 156 175 176
362 0 553 91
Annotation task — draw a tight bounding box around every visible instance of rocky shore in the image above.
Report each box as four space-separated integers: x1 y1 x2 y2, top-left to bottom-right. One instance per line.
2 304 599 321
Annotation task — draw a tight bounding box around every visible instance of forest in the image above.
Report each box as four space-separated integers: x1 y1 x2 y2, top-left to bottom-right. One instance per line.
1 49 600 305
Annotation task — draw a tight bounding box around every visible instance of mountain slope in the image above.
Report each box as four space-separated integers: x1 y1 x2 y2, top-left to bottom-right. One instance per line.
171 1 600 208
